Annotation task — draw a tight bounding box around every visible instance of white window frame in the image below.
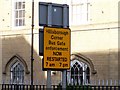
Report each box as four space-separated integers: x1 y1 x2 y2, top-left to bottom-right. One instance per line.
67 60 90 85
12 0 25 29
71 0 90 25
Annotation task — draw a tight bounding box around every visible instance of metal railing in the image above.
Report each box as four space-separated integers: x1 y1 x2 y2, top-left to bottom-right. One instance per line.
2 84 57 90
1 84 120 90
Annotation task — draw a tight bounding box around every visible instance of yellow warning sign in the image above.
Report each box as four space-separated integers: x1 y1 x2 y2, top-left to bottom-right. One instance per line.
43 27 71 70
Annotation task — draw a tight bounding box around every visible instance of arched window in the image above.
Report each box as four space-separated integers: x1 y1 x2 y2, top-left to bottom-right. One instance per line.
67 60 90 85
10 62 24 84
3 55 30 84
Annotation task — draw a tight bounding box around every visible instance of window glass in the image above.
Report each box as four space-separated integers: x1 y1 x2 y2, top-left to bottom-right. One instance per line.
10 62 24 84
14 1 25 27
67 60 90 85
71 0 90 25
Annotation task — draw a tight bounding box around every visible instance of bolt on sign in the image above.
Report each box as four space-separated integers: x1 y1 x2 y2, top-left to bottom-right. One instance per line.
43 27 71 70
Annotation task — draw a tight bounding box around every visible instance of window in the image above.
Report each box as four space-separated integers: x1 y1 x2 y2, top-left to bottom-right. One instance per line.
14 1 25 26
67 60 90 85
10 62 24 84
71 0 90 25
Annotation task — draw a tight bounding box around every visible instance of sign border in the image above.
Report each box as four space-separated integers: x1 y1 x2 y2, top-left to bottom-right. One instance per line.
43 26 71 71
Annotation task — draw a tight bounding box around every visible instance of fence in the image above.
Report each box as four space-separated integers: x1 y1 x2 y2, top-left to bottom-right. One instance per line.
1 84 120 90
2 79 120 86
67 79 120 86
1 80 120 90
2 84 57 90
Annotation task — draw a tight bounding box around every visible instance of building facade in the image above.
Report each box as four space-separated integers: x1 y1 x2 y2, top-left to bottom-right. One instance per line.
0 0 119 85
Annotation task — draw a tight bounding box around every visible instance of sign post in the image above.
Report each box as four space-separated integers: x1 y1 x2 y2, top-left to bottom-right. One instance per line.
39 2 70 89
46 3 52 89
62 5 68 89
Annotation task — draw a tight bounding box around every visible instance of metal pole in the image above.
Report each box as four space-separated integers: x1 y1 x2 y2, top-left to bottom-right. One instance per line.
62 71 67 89
47 70 51 89
31 0 34 87
62 4 68 89
46 3 52 89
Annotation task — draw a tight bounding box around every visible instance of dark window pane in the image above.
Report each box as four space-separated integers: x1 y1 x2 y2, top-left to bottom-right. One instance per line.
15 19 19 26
15 2 18 9
75 67 78 74
19 19 22 26
10 62 24 84
86 67 90 75
19 10 22 18
22 2 25 9
15 11 18 18
23 10 25 17
79 67 83 75
73 64 76 68
18 2 22 9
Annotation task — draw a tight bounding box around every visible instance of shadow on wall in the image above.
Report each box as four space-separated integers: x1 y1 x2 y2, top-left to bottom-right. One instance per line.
1 35 48 84
80 51 118 81
118 50 120 80
1 34 118 85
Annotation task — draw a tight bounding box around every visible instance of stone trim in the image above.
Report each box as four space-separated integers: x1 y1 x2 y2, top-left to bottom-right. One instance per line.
3 54 30 74
71 53 97 74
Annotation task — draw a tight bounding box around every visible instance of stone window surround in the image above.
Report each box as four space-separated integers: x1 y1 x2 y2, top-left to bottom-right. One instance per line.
3 54 30 75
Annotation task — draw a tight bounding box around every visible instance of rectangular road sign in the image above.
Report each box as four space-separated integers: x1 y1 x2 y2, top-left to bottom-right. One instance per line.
43 27 71 70
39 2 69 27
